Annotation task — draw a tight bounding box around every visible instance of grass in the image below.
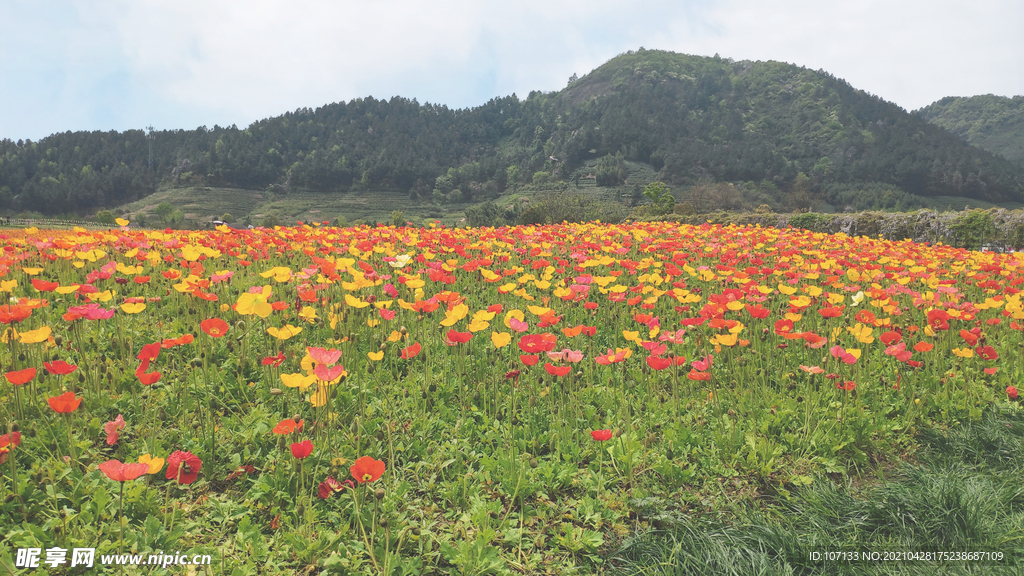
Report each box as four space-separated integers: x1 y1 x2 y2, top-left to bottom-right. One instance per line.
606 407 1024 575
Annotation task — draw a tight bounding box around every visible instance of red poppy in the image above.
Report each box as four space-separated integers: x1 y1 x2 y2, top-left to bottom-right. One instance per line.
40 360 74 378
520 354 540 366
1007 386 1018 400
646 356 672 370
5 367 36 386
504 370 521 380
137 342 161 362
290 440 314 459
590 429 613 441
200 318 229 338
273 418 304 434
31 279 59 292
879 331 902 345
745 304 770 319
318 476 355 499
687 370 711 381
133 276 151 284
350 455 386 483
817 306 844 318
984 367 998 375
975 345 998 360
400 342 421 359
518 333 558 354
446 330 472 344
855 310 876 324
137 370 161 386
0 431 21 450
774 319 794 335
584 302 598 310
166 450 202 484
544 362 571 377
47 391 81 413
837 381 857 391
98 459 150 482
927 309 950 331
262 352 286 366
379 308 396 320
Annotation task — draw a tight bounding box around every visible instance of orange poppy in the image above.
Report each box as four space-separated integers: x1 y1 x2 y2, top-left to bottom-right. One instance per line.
48 391 81 413
200 318 229 338
273 418 304 434
350 456 385 483
5 367 36 385
0 305 31 324
400 342 421 359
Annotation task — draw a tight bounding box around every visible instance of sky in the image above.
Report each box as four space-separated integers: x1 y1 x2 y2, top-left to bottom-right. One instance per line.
1 0 1022 141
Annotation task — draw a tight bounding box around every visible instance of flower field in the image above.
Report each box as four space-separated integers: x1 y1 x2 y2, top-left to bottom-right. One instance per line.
1 220 1023 574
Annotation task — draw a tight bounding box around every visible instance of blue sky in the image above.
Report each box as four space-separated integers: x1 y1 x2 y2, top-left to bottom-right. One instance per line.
2 0 1022 141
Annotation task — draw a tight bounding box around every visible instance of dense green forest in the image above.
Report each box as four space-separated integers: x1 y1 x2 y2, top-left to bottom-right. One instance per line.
3 48 1024 217
917 95 1024 164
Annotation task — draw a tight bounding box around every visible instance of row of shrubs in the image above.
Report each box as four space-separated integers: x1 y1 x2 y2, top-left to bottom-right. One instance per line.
641 207 1024 251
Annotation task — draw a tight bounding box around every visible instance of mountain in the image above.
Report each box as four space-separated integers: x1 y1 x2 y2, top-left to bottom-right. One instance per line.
2 48 1024 217
916 95 1024 164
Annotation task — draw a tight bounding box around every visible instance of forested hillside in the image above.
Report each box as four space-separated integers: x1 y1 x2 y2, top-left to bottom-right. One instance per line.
2 48 1023 216
917 95 1024 164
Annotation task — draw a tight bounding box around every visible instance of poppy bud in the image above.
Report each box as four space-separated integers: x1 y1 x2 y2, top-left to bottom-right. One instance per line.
10 422 19 432
489 510 499 519
412 527 422 536
378 517 388 528
78 374 85 383
529 396 536 407
375 488 386 500
666 448 674 460
17 353 24 362
54 336 62 346
511 417 519 426
428 384 436 393
529 458 538 468
270 388 283 396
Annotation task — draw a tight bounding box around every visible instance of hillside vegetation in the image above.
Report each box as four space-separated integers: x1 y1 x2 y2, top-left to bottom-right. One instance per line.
3 49 1024 220
917 95 1024 164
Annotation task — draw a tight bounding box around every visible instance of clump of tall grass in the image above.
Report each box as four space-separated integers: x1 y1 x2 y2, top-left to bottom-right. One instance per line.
608 407 1024 576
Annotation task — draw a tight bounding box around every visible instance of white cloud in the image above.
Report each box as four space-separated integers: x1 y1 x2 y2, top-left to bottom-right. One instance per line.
1 0 1021 139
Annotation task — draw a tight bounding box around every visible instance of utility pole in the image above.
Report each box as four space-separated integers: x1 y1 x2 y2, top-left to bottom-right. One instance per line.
146 126 155 170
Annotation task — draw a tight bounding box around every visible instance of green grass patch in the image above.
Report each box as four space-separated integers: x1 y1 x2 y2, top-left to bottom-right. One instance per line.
607 407 1024 575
